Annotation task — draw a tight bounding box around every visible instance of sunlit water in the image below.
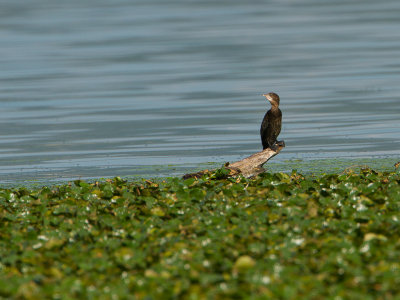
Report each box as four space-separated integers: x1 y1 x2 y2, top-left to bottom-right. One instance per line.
1 0 400 184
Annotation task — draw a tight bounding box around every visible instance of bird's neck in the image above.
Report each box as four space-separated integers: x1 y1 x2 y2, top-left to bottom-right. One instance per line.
270 104 279 112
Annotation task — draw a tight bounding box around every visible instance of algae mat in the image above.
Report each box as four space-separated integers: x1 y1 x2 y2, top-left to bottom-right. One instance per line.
1 168 400 298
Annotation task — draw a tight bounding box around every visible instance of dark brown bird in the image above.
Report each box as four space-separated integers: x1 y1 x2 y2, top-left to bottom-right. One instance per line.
260 92 282 150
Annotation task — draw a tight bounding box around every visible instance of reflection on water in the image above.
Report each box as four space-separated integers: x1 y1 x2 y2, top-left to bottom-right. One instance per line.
1 0 400 183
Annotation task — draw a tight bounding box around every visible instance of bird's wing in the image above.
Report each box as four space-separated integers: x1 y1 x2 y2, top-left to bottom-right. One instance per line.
260 114 269 148
260 114 269 133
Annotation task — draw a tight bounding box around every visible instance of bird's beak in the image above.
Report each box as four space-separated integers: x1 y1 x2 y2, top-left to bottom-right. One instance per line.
262 94 272 102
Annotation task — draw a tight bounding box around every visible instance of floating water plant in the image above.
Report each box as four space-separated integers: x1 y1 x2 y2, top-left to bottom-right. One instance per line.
1 168 400 298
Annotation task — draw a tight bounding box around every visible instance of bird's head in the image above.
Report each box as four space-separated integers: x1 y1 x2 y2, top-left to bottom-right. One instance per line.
263 92 280 107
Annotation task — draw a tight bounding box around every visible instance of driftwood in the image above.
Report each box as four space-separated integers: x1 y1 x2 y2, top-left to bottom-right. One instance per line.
183 141 285 179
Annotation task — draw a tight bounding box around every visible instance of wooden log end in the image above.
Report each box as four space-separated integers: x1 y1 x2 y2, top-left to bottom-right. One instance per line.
182 169 211 180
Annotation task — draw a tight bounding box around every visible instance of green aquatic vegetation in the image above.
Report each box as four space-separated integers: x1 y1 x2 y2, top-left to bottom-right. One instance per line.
1 168 400 299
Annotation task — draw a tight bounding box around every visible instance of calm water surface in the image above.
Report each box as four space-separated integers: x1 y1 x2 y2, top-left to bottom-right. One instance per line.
1 0 400 183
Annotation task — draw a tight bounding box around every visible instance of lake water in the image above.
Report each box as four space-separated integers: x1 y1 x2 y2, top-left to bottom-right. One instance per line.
1 0 400 184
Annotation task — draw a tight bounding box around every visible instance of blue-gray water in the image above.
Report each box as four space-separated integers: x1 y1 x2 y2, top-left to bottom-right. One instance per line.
1 0 400 183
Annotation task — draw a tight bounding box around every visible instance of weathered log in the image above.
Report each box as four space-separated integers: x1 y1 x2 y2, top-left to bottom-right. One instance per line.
183 141 285 179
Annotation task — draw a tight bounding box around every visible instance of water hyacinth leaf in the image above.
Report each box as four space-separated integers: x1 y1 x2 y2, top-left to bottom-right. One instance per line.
1 168 400 298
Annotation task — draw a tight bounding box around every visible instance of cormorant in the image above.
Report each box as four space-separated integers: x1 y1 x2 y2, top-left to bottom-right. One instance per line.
260 92 282 150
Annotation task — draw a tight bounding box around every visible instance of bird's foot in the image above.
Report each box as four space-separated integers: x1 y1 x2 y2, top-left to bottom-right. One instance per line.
270 140 285 151
270 144 278 151
276 140 285 147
